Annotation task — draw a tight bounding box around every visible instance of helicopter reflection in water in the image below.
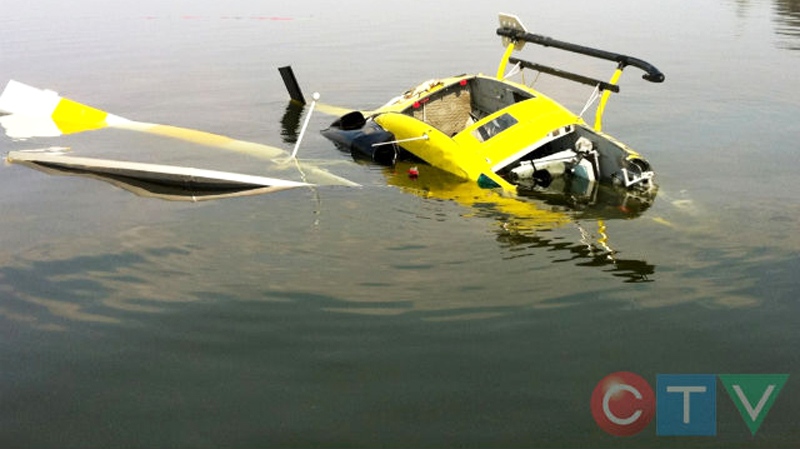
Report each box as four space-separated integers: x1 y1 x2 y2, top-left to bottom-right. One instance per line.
386 160 657 283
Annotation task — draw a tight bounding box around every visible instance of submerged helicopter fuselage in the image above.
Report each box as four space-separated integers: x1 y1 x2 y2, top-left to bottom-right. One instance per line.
319 13 664 195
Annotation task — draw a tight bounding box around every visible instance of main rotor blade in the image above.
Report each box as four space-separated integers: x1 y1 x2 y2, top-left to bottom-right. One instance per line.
0 80 358 186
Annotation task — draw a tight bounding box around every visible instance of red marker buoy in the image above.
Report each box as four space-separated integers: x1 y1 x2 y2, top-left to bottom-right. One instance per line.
408 166 419 179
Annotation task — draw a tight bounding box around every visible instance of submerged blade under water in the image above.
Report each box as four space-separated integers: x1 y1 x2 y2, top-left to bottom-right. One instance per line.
6 149 310 202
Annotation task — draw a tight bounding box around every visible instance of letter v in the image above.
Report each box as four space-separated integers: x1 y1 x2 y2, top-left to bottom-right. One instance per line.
719 374 789 436
732 384 774 421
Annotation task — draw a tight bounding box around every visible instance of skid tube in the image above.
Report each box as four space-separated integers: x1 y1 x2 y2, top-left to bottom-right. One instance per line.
496 27 665 83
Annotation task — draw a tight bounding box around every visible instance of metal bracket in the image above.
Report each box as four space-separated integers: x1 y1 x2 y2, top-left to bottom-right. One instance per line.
621 168 655 188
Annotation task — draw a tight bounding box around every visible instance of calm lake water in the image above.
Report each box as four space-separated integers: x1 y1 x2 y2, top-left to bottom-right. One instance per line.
1 0 799 447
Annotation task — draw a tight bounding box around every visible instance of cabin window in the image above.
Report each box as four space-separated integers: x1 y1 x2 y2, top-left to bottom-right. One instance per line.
472 113 518 142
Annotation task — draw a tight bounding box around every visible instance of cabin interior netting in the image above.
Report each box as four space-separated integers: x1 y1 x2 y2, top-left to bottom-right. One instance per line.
401 76 534 139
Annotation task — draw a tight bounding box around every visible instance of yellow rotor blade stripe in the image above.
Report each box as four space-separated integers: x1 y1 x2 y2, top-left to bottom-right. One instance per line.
51 97 109 134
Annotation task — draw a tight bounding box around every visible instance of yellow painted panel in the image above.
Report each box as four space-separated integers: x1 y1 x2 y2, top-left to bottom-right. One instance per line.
374 112 516 192
457 98 581 167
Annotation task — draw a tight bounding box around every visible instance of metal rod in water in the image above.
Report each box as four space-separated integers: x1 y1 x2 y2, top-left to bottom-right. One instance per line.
290 92 319 159
372 134 429 147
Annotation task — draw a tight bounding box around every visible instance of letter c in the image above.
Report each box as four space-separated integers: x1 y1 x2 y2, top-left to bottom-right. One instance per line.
603 384 643 425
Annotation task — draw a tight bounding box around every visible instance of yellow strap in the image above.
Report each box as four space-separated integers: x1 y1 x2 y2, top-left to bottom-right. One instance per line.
496 43 516 79
594 68 623 132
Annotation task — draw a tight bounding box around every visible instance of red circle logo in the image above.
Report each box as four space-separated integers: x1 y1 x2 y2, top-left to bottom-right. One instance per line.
590 371 655 436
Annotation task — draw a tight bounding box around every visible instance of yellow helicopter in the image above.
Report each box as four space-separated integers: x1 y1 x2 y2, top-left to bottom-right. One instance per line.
317 13 664 195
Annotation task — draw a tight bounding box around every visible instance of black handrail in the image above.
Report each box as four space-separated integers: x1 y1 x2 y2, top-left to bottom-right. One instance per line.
497 28 665 83
508 57 620 92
